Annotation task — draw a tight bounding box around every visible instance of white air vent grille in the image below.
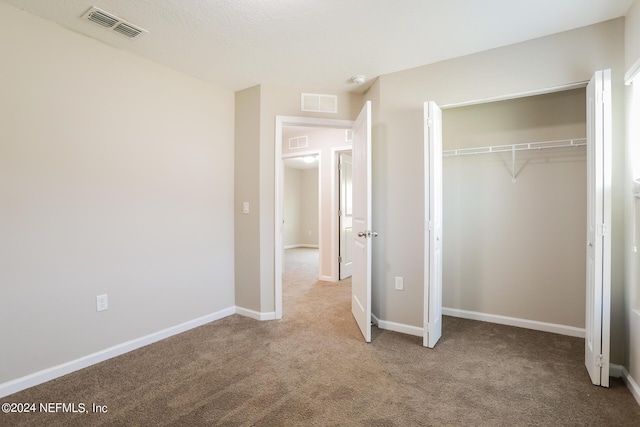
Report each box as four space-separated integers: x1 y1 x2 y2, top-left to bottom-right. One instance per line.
86 9 118 27
83 7 148 39
345 130 353 142
289 136 309 150
301 93 338 113
113 22 145 38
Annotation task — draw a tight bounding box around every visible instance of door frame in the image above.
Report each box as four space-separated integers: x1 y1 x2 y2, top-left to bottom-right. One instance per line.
430 79 603 346
275 116 353 320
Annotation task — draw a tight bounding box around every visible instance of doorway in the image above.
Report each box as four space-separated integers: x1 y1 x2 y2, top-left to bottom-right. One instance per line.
283 153 321 282
440 87 589 335
274 116 353 320
426 71 612 387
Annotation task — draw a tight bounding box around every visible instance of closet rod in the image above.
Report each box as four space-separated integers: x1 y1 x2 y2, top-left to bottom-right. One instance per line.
443 138 586 157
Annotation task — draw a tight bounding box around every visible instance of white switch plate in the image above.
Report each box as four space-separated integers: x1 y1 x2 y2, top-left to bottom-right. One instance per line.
395 277 403 291
96 294 108 312
243 202 250 214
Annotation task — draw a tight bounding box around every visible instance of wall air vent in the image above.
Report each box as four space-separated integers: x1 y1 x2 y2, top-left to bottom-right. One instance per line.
289 136 309 150
301 93 338 113
345 130 353 142
82 7 148 39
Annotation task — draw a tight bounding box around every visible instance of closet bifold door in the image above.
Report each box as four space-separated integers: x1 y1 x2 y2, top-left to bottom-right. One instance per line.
585 69 612 388
423 101 443 349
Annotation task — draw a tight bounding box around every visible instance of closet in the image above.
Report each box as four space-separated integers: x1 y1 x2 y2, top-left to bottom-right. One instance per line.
442 88 587 331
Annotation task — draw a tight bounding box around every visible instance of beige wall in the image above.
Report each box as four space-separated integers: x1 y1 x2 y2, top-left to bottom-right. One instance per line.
301 169 320 247
624 0 640 394
284 168 303 247
284 167 319 248
234 86 262 312
371 19 626 363
0 3 235 384
626 0 640 75
442 89 587 327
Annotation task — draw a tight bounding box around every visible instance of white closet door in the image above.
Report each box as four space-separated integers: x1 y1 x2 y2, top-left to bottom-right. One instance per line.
424 101 443 348
585 69 612 387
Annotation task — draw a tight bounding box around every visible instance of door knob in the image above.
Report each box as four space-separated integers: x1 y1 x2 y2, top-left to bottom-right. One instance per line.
358 231 367 237
369 231 379 237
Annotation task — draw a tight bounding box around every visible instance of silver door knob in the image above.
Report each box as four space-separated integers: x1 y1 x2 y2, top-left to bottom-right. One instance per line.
368 231 379 237
358 231 367 237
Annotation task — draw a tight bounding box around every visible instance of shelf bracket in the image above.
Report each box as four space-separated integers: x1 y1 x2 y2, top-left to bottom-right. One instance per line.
512 146 516 183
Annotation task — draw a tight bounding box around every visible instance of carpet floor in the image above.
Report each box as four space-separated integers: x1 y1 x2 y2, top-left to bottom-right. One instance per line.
3 247 640 426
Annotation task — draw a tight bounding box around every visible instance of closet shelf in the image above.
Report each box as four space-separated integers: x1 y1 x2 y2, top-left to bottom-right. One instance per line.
443 138 586 157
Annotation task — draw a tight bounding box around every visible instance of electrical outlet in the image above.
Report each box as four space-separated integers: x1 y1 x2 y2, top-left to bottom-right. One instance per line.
394 277 404 291
96 294 108 312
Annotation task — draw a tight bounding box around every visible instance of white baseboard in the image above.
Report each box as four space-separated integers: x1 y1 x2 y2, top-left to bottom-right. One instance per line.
235 306 276 321
0 306 236 399
617 365 640 407
372 313 423 337
443 307 585 338
610 363 624 378
283 244 319 250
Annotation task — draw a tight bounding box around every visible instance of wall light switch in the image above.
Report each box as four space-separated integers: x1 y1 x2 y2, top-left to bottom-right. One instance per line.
243 202 250 214
395 277 404 291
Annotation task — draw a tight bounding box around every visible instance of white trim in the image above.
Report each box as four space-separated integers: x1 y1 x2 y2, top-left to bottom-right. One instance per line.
275 116 354 321
283 244 319 250
442 307 585 338
440 81 589 109
625 56 640 85
0 306 236 398
319 275 333 282
618 365 640 407
235 306 276 321
609 363 624 378
282 149 321 159
372 313 423 337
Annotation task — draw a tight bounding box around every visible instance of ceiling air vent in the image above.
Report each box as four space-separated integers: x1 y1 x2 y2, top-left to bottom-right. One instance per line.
82 7 148 39
301 93 338 114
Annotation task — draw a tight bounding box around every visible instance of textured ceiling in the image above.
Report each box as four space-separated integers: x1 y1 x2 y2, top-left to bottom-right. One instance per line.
1 0 634 93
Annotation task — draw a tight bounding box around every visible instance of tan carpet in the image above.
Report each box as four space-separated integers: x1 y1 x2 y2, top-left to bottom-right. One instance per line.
3 247 640 426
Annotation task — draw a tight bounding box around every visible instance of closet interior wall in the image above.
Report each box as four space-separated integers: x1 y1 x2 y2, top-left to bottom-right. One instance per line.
442 88 588 329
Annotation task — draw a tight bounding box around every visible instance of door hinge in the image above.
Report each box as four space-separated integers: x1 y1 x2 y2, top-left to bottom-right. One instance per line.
597 223 607 236
338 256 342 263
596 354 605 368
338 162 342 170
338 209 342 216
425 323 432 333
427 220 433 231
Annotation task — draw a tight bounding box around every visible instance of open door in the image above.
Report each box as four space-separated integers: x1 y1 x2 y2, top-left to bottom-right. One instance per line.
585 69 612 387
424 101 443 348
351 101 373 342
339 152 353 280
